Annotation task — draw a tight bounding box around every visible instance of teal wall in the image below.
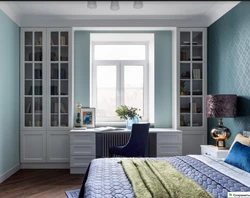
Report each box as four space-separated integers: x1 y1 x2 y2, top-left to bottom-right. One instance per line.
74 31 172 127
0 10 20 176
208 2 250 146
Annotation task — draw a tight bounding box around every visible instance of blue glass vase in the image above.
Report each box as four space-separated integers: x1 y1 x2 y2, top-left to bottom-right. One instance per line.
126 116 139 130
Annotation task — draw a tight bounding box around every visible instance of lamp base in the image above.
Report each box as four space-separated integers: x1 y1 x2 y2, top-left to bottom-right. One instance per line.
211 118 231 148
216 140 225 147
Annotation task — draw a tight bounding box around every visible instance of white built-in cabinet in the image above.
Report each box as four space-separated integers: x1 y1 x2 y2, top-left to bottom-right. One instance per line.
177 28 207 155
20 28 72 166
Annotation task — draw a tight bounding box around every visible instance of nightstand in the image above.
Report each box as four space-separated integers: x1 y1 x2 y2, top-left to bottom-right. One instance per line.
200 145 229 159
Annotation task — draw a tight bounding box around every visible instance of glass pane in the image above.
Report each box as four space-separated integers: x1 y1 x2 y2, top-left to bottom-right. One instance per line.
60 32 68 45
35 47 42 61
95 45 146 60
61 98 68 113
61 80 68 95
51 80 58 95
192 97 202 113
180 80 190 96
180 46 190 61
25 115 33 127
25 97 32 113
180 97 190 113
35 114 42 127
192 81 202 95
124 66 143 116
51 115 59 127
61 115 68 127
25 32 32 45
51 97 59 127
180 63 190 79
51 97 59 113
51 64 59 79
192 46 202 61
96 66 116 117
192 63 202 80
35 80 42 95
61 46 68 61
193 114 202 127
35 64 42 79
25 80 32 95
34 97 42 113
35 32 42 45
51 32 58 46
61 63 68 79
25 46 32 61
51 46 59 61
180 32 190 45
180 114 190 127
25 63 32 79
192 32 202 46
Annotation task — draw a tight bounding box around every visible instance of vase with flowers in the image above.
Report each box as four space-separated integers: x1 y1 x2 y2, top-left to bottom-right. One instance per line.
115 105 142 129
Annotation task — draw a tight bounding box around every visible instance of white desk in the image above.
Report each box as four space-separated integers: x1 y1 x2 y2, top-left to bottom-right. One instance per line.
70 128 182 174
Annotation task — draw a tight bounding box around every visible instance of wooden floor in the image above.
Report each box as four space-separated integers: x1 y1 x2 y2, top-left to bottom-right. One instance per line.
0 169 84 198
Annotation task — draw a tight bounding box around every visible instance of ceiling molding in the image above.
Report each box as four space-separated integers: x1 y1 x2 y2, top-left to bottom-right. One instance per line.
0 1 241 28
205 1 240 26
0 2 21 26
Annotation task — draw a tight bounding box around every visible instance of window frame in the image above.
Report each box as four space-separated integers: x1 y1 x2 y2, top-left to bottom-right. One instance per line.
91 41 149 122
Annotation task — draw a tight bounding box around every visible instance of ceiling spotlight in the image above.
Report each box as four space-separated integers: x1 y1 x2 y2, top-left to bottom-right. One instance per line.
110 1 120 11
87 1 97 9
133 1 143 9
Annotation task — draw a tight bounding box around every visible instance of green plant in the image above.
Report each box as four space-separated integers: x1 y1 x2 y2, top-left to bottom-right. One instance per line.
115 105 142 120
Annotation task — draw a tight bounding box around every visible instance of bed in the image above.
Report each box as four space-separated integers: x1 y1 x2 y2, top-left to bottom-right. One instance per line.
78 154 250 198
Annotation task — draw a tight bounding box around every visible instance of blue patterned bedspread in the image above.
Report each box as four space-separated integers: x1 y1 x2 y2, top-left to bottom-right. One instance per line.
84 156 250 198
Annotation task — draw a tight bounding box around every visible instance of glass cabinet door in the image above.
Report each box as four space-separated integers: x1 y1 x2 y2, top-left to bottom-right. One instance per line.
179 30 204 128
24 31 43 127
50 31 69 127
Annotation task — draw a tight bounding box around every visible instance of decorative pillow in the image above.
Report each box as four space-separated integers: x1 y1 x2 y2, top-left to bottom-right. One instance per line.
225 141 250 173
229 133 250 151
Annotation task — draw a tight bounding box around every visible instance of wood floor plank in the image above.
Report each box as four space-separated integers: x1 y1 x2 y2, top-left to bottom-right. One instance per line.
0 169 84 198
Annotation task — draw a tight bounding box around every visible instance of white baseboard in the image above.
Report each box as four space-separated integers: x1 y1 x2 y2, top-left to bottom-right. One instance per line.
21 163 70 169
0 164 20 183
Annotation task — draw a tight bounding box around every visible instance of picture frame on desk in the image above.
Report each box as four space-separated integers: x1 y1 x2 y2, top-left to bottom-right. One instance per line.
80 107 96 128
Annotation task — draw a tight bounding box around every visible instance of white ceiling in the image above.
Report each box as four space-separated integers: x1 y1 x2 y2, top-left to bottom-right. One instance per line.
0 1 240 27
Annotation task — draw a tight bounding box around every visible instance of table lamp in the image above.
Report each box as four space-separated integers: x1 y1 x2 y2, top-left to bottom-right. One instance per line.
206 94 237 147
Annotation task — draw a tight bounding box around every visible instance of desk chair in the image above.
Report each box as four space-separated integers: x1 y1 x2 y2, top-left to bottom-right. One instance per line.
109 123 150 157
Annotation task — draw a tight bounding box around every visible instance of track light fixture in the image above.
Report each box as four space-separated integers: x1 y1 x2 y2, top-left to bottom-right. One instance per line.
87 1 97 9
87 1 143 10
110 1 120 11
133 1 143 9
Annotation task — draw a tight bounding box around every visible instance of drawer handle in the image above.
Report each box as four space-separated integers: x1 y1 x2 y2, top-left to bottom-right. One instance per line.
205 152 211 156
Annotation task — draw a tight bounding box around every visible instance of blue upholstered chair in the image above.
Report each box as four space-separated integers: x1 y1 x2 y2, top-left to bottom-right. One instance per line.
109 123 150 157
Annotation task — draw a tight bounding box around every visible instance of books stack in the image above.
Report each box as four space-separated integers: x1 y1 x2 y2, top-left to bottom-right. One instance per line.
193 69 201 79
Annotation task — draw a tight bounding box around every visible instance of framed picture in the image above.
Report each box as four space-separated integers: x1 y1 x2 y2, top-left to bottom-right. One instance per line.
80 107 95 128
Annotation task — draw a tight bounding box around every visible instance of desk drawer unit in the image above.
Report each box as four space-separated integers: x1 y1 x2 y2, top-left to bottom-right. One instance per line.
70 133 96 174
157 133 182 157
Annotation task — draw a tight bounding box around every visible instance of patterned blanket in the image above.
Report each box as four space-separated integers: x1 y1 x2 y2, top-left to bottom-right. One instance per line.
82 156 250 198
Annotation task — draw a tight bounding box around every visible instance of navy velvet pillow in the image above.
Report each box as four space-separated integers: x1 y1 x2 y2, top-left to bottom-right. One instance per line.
224 141 250 173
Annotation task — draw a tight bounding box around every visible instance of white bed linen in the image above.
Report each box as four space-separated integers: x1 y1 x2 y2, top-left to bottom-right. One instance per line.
190 155 250 188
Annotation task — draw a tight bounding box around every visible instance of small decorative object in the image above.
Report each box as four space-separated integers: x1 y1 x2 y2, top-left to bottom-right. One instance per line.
180 114 185 126
115 105 142 130
75 103 82 127
180 80 186 95
206 94 237 147
80 107 96 128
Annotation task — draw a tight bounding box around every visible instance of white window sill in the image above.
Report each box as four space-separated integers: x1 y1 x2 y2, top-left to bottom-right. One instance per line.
96 122 154 128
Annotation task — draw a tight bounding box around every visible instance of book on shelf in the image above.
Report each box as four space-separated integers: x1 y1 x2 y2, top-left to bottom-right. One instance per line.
26 102 32 113
61 102 67 113
193 69 201 79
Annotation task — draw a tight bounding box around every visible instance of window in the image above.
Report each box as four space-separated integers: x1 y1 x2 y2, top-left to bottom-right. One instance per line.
92 43 149 122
